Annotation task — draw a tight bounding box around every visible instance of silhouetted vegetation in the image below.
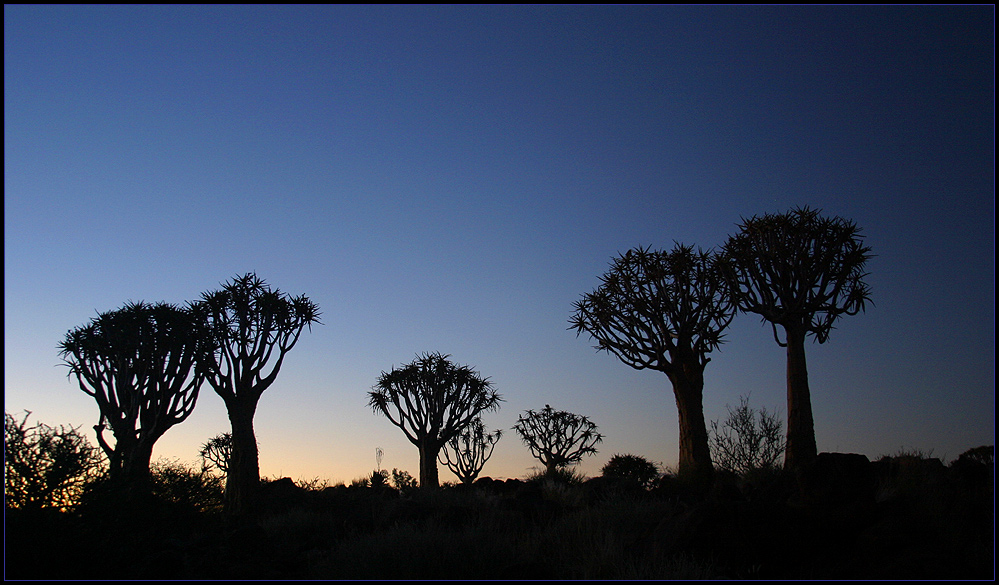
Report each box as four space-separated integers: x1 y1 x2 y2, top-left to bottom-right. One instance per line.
199 432 233 475
22 208 986 579
601 453 662 490
4 444 992 579
368 352 502 489
513 405 603 476
720 207 873 471
709 394 785 475
390 468 419 495
58 301 211 497
438 417 503 484
4 411 105 511
571 244 735 493
195 273 321 515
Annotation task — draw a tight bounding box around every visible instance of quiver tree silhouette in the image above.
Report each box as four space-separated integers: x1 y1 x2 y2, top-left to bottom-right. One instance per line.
194 273 320 515
4 410 104 510
199 432 233 475
570 244 735 492
369 352 502 489
58 301 211 496
513 405 603 476
438 417 502 484
719 207 872 471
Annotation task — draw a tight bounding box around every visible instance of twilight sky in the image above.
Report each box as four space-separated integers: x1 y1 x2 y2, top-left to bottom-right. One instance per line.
5 5 994 484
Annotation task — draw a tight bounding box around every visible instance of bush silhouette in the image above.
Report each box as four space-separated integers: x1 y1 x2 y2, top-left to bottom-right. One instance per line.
4 410 104 511
600 454 661 489
709 395 785 475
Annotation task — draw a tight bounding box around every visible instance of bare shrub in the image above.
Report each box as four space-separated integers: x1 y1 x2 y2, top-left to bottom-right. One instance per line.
709 395 785 475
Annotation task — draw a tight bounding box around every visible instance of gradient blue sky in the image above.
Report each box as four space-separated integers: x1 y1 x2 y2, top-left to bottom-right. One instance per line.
5 5 994 484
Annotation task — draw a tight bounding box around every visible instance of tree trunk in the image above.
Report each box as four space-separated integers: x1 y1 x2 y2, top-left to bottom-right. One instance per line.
120 438 155 498
418 442 440 489
226 399 261 515
670 365 714 495
784 324 817 471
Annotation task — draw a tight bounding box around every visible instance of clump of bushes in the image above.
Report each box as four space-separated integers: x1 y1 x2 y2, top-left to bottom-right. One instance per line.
4 410 105 511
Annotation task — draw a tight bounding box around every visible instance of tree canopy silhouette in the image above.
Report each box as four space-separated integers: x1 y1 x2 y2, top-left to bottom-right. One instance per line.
58 301 210 495
438 417 502 484
369 352 502 489
720 206 872 470
570 244 734 490
513 405 603 476
194 273 320 515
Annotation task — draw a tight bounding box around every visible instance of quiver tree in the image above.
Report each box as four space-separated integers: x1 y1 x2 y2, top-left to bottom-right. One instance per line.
194 273 320 515
58 301 210 495
369 352 502 489
199 432 233 475
512 405 603 476
438 417 502 484
719 207 872 471
570 244 735 492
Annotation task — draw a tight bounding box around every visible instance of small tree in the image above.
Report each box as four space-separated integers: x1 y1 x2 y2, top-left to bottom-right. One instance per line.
438 417 503 484
199 432 233 475
4 410 105 510
720 207 872 471
195 273 320 515
709 395 785 475
58 301 210 494
513 405 603 476
369 352 502 489
571 244 735 492
600 453 661 489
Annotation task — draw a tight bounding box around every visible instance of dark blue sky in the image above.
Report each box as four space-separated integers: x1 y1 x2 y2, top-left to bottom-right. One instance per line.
5 5 993 482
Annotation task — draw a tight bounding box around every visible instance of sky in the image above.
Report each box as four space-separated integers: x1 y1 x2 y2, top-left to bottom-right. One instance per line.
5 5 994 486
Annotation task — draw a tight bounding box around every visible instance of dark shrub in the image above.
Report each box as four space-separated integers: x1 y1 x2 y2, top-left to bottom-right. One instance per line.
4 410 105 511
600 453 661 489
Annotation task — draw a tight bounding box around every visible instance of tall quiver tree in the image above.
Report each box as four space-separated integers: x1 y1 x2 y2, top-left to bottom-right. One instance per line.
720 207 872 471
369 352 502 489
571 244 735 493
194 273 320 515
59 301 210 496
